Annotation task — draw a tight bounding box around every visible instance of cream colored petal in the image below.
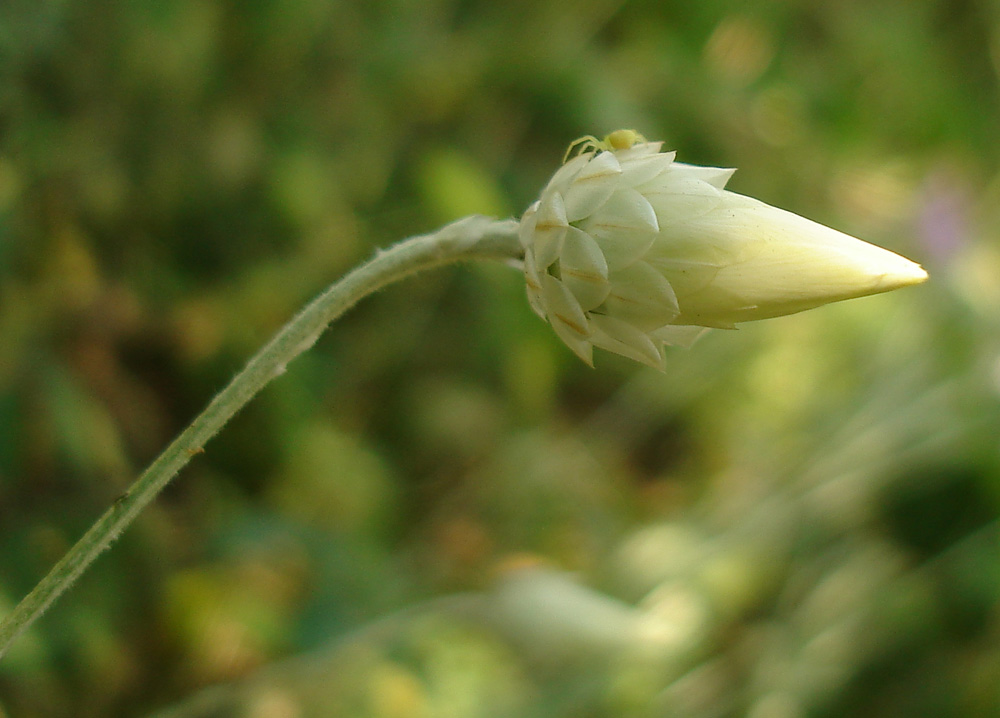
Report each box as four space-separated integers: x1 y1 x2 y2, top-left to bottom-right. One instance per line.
573 150 622 183
560 227 611 311
523 250 547 319
604 261 680 330
614 142 665 161
563 152 623 222
669 163 736 189
533 191 569 270
544 153 592 196
640 173 723 227
619 151 677 188
541 273 588 331
588 314 665 368
651 325 710 347
541 274 593 364
525 287 547 319
518 203 538 250
644 235 729 298
582 188 660 270
551 321 594 365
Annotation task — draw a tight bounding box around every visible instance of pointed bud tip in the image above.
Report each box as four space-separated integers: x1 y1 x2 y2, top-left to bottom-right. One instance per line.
875 253 929 292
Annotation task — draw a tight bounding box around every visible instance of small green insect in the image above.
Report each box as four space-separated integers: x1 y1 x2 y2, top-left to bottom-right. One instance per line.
562 129 648 163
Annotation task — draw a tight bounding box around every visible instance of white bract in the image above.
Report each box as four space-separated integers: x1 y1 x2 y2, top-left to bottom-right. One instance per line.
519 132 928 367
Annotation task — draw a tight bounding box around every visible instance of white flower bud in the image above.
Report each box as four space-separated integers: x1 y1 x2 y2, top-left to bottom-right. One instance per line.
520 132 928 367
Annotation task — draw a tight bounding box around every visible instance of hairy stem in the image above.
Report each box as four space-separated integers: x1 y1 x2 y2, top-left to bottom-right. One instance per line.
0 216 523 660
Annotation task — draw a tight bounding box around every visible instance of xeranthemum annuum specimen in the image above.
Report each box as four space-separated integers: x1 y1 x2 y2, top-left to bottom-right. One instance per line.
0 129 929 663
519 130 928 367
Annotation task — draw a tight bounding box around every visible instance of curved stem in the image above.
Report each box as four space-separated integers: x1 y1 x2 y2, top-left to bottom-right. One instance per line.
0 215 523 660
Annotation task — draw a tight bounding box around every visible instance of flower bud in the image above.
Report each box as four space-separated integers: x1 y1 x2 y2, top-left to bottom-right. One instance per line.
520 133 928 367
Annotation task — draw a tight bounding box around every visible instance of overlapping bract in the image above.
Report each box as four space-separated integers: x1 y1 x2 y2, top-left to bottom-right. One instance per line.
520 140 928 367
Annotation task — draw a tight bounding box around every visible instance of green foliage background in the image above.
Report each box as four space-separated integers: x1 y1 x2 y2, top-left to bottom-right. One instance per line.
2 0 1000 715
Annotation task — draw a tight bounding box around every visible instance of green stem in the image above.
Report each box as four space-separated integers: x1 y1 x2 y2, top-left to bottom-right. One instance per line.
0 215 523 660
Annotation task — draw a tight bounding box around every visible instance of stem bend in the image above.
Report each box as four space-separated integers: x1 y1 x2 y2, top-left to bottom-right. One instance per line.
0 216 522 660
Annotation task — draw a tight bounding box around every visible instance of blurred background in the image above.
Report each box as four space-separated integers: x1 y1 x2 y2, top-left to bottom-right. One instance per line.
1 0 999 715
